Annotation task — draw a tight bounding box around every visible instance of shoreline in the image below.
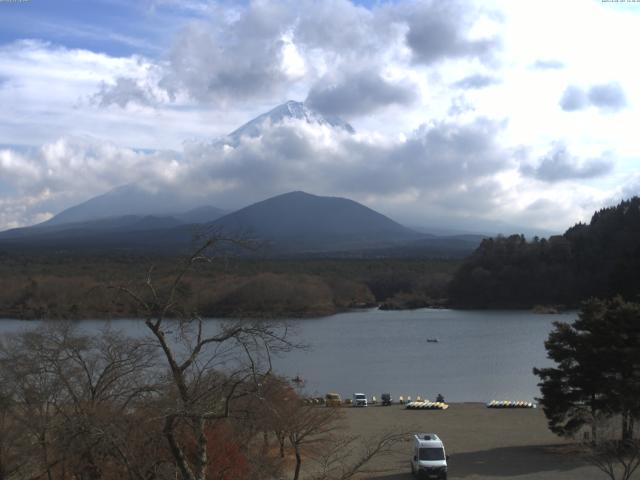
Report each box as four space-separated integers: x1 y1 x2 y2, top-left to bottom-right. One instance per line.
0 304 577 322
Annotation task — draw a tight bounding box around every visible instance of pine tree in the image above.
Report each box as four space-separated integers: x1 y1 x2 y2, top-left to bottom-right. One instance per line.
534 298 640 441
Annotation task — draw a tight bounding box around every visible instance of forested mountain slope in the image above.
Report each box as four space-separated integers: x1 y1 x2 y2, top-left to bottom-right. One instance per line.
448 197 640 308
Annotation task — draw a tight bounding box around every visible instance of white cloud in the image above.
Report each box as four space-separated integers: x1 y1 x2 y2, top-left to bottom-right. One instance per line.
560 83 627 112
0 117 542 231
520 144 614 182
400 1 501 65
306 70 417 116
0 40 247 149
0 136 182 229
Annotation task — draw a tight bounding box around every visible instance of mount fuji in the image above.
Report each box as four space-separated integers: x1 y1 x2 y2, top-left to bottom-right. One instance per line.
224 100 355 146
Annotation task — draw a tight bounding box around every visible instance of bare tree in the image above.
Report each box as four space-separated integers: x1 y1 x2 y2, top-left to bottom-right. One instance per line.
583 417 640 480
286 403 342 480
252 376 403 480
110 235 296 480
0 333 62 480
0 322 163 480
585 439 640 480
310 432 409 480
0 385 30 480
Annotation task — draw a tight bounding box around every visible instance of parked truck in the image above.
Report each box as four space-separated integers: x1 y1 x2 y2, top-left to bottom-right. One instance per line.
325 392 342 407
352 393 368 407
410 433 448 479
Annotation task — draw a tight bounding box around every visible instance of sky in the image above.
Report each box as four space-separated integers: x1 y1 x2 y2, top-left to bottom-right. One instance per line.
0 0 639 233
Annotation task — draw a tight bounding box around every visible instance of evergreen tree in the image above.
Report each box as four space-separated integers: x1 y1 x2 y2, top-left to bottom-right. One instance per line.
449 196 640 308
534 298 640 441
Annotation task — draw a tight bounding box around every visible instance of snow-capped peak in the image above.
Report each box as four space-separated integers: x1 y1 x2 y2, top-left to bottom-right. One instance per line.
223 100 354 146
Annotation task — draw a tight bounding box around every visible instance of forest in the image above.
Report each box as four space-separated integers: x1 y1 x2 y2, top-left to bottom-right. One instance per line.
448 197 640 309
0 255 456 320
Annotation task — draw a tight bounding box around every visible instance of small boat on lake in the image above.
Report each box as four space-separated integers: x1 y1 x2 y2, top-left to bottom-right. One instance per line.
426 338 439 343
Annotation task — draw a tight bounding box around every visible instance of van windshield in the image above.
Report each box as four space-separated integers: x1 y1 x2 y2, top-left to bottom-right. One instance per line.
419 447 445 461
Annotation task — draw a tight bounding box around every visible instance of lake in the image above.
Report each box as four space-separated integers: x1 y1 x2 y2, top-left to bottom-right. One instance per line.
0 308 574 402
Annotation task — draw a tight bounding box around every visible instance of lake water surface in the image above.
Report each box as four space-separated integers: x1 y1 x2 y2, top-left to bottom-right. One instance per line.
0 308 575 402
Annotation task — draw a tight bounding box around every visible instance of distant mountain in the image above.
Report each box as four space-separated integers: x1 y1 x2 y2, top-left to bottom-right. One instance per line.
0 205 225 244
0 191 481 257
410 220 556 239
42 184 206 227
0 213 185 241
175 205 227 224
26 100 353 230
211 191 422 253
223 100 354 146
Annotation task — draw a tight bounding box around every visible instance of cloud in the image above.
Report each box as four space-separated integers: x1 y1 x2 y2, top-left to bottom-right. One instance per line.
520 144 614 182
185 117 510 201
0 116 513 230
560 82 627 112
402 1 500 65
0 193 54 231
596 174 640 217
137 0 390 105
88 0 501 107
452 74 500 89
531 59 564 69
448 95 475 116
165 116 515 227
103 1 386 105
93 77 157 107
158 13 292 104
291 0 386 55
0 39 212 149
608 173 640 204
587 83 627 111
305 71 416 116
3 0 638 234
559 86 588 111
0 136 183 229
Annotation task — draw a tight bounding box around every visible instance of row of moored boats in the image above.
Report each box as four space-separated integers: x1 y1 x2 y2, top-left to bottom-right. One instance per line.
486 400 537 408
405 401 449 410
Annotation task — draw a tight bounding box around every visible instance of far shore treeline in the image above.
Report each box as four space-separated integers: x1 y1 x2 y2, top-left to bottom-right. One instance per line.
1 196 639 320
0 257 456 320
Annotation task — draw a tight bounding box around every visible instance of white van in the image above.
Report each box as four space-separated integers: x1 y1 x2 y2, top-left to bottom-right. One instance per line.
410 433 448 479
352 393 368 407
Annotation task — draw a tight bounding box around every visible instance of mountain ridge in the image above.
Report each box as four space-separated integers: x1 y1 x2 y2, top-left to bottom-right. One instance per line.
41 184 209 227
0 190 482 258
210 191 421 253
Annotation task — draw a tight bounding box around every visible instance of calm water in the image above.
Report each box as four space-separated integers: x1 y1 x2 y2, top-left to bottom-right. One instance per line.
0 308 574 402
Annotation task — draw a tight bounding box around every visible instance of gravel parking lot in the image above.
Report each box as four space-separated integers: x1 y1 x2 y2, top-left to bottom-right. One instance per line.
340 403 605 480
